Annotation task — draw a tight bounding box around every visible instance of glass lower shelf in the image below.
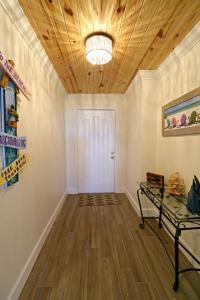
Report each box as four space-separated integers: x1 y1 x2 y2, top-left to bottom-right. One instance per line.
140 182 200 222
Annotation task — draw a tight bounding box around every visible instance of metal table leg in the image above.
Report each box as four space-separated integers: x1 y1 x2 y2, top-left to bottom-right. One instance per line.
137 189 145 229
158 206 163 229
173 227 181 291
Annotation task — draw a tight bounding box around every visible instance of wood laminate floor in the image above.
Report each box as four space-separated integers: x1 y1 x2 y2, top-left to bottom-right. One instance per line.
19 194 200 300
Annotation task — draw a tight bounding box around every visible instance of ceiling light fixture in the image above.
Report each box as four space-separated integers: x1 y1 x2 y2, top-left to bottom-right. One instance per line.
85 34 113 65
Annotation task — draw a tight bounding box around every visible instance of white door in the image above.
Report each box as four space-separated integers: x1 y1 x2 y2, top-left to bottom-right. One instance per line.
77 109 115 193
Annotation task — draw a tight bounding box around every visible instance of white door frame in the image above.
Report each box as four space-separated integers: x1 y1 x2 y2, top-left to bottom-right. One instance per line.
76 108 117 193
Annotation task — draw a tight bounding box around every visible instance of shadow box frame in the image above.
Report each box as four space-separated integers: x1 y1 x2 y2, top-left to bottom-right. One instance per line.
162 87 200 137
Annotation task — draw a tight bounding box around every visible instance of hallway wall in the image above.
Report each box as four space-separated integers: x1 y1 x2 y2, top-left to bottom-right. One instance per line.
155 23 200 267
1 2 200 299
125 71 159 214
125 21 200 266
0 4 66 300
65 94 127 194
156 38 200 190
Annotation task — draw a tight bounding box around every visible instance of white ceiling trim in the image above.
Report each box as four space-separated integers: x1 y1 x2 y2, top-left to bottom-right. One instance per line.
127 21 200 92
138 70 160 80
126 70 160 96
126 71 142 96
0 0 62 84
158 21 200 75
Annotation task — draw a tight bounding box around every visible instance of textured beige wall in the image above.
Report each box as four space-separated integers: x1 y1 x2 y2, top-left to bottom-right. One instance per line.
1 2 199 299
125 32 200 264
125 75 142 201
65 94 127 193
0 5 66 300
156 39 200 265
125 72 159 211
156 40 200 190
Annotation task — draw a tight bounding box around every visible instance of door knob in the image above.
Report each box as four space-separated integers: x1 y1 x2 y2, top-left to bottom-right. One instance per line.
110 156 115 159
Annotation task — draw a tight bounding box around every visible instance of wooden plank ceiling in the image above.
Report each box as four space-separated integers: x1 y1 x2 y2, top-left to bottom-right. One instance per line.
19 0 200 94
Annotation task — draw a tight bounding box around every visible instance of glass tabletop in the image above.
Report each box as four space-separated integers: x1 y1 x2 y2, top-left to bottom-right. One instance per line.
140 182 200 222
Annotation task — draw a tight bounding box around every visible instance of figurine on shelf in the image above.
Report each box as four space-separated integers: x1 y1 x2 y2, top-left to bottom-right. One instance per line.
166 172 185 196
180 114 187 127
188 111 197 125
7 104 19 128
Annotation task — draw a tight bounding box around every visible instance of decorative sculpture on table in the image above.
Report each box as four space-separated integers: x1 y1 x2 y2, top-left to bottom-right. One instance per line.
166 172 185 196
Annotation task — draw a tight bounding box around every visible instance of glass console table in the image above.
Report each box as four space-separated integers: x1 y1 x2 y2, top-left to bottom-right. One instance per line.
137 182 200 291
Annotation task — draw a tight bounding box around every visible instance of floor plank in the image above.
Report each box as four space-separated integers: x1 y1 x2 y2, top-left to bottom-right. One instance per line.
19 193 200 300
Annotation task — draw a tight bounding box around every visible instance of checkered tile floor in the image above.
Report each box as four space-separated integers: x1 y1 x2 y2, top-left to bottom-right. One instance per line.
79 193 121 206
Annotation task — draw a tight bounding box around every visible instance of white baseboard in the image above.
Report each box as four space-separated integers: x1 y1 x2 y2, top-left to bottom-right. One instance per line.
115 186 126 193
125 188 200 270
7 192 67 300
158 215 200 270
66 187 126 194
66 187 78 194
179 237 200 270
125 189 157 217
125 189 140 216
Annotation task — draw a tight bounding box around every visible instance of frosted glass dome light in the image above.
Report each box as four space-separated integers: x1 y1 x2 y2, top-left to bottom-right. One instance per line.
86 34 112 65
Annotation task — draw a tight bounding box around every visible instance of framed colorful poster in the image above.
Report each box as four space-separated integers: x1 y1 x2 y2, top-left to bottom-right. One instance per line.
0 68 19 187
162 87 200 136
0 53 28 189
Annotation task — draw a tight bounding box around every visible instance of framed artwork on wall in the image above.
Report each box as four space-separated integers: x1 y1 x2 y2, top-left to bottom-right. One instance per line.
162 87 200 137
0 52 28 189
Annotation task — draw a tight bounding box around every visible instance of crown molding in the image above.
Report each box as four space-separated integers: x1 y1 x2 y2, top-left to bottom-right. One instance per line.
138 70 160 80
0 0 63 85
158 21 200 75
125 71 142 95
125 69 161 96
127 20 200 89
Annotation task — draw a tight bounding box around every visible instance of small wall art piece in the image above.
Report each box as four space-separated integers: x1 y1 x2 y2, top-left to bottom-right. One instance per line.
162 87 200 136
0 51 29 189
